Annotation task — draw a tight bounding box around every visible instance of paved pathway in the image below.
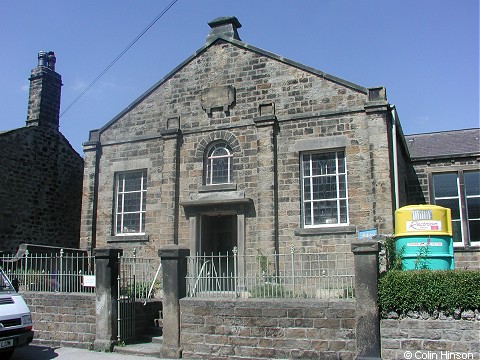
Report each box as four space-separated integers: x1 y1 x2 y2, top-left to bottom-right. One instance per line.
11 344 163 360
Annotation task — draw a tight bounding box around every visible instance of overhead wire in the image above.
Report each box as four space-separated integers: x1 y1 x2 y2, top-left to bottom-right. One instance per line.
60 0 180 118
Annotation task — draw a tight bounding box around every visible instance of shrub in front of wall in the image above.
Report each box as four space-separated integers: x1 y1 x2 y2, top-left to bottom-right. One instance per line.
378 270 480 317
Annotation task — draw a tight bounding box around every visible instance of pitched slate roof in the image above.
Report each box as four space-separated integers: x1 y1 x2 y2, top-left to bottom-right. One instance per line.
405 128 480 160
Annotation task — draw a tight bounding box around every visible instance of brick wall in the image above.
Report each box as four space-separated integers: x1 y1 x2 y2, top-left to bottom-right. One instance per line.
22 292 96 349
180 298 356 359
381 318 480 359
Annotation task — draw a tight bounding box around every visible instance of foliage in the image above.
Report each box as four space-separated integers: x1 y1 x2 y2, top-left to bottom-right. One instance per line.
249 283 294 298
384 236 403 271
120 281 151 299
378 270 480 316
413 242 430 270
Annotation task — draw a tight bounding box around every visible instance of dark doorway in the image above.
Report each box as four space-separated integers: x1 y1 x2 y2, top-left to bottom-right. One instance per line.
198 214 237 292
200 214 237 256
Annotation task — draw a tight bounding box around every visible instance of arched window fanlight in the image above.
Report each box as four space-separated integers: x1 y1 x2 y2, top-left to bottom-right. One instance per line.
206 142 233 185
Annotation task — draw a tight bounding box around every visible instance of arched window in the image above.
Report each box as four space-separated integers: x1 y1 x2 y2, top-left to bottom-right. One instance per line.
206 142 233 185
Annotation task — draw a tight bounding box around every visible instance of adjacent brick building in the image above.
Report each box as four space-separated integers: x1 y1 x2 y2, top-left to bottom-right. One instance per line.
0 51 84 253
79 17 479 269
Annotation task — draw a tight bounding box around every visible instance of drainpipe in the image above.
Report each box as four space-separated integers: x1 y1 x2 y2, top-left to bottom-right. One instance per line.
390 105 400 210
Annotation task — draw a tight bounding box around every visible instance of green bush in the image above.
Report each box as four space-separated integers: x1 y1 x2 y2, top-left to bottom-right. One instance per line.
249 283 294 298
378 270 480 316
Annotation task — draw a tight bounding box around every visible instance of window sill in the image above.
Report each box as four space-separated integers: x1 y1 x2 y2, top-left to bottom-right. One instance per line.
199 183 237 192
295 226 357 236
453 245 480 252
108 234 150 243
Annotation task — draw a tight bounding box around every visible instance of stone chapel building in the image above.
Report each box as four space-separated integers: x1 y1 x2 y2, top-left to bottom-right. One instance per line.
79 17 479 268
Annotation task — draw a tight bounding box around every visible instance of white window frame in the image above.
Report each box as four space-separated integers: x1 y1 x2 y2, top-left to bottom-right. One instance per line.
114 170 147 236
205 142 233 185
301 150 349 228
431 170 480 247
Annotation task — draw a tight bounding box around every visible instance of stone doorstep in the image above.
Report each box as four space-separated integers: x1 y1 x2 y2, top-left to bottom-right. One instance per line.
113 336 163 357
113 340 162 357
113 324 164 356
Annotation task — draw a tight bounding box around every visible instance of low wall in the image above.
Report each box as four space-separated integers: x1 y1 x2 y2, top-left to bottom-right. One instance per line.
381 317 480 359
22 292 163 348
22 292 96 349
180 298 356 359
454 249 480 270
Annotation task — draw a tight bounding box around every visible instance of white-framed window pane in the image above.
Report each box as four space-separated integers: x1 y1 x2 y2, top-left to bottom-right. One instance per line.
435 198 462 243
212 157 229 183
465 171 480 243
206 143 233 185
313 200 338 225
467 197 480 220
465 171 480 196
469 220 480 242
432 170 480 245
115 170 147 235
301 151 348 227
433 173 458 197
304 202 312 226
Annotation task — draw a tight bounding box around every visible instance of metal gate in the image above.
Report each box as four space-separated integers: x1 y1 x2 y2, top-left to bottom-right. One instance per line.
117 250 162 344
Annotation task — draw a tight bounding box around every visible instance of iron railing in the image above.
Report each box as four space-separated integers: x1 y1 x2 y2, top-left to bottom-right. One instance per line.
0 250 95 293
186 246 355 299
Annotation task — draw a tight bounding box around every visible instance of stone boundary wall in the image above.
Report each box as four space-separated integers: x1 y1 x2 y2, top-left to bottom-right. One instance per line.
180 298 356 359
22 292 96 349
381 318 480 359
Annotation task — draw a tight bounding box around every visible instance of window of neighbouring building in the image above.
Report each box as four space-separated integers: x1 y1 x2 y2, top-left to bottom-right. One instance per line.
205 142 233 185
114 170 147 235
301 150 349 227
432 170 479 247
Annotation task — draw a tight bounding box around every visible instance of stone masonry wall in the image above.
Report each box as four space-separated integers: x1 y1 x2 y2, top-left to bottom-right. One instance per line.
180 298 356 359
381 318 480 359
81 39 396 269
0 125 83 253
22 292 96 349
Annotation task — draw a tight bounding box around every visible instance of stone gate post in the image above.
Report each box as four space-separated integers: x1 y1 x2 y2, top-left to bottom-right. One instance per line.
94 248 123 352
351 241 382 360
158 245 190 358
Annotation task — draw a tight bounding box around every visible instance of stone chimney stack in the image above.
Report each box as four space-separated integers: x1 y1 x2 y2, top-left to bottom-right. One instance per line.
206 16 242 43
26 51 62 129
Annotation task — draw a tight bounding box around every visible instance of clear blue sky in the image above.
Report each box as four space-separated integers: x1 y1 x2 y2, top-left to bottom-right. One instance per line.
2 0 478 155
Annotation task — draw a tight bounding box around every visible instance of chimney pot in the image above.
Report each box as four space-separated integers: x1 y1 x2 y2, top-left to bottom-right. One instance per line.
47 51 56 71
38 51 48 67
